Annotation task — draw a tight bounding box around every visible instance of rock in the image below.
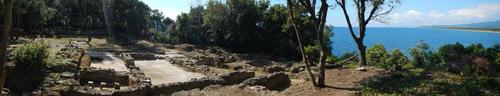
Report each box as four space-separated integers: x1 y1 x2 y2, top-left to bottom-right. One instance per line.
240 72 291 91
175 44 195 52
129 53 157 60
355 67 367 71
219 70 255 84
265 65 285 73
245 85 268 92
291 67 300 73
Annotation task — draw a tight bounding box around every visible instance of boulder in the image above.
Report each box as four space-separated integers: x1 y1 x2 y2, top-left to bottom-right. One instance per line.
240 72 290 91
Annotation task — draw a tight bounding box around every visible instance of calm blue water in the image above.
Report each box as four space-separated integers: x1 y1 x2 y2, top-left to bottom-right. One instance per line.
330 27 500 56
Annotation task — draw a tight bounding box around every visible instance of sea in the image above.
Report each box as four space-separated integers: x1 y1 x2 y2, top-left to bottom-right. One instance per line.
330 27 500 56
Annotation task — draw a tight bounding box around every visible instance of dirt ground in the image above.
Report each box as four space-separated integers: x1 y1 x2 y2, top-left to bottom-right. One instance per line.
135 59 207 85
173 68 387 96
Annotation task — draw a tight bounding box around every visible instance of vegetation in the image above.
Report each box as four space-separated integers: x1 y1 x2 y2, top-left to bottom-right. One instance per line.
170 0 327 59
360 42 500 95
8 41 49 93
335 0 400 66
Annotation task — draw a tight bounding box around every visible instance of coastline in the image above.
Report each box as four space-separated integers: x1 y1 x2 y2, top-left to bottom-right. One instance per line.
432 27 500 33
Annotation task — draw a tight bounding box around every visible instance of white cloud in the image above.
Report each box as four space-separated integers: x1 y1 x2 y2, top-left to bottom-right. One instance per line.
386 3 500 27
405 10 423 17
449 4 500 19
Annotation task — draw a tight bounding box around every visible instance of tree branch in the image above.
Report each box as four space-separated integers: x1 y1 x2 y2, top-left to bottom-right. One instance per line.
336 0 359 41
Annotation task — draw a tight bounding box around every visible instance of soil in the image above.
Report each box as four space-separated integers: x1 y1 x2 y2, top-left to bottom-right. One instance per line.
173 68 388 96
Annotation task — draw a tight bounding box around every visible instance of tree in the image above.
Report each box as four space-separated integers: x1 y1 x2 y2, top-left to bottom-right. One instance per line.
0 0 14 94
109 0 151 42
287 0 330 87
336 0 400 66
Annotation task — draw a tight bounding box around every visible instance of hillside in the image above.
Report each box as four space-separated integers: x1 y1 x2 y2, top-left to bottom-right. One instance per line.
424 20 500 32
425 20 500 28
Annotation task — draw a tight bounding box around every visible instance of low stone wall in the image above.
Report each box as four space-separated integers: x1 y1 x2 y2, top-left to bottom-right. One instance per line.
128 53 156 60
79 68 131 86
65 84 150 96
150 70 255 95
151 77 225 95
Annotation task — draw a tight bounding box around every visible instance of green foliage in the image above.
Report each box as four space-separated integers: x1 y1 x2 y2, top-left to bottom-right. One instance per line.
387 49 409 71
410 41 438 67
438 42 467 61
304 45 320 62
9 41 49 93
485 44 500 63
466 44 486 57
12 41 49 68
110 0 151 41
175 0 319 59
150 29 178 44
366 44 390 68
326 55 337 64
339 51 359 68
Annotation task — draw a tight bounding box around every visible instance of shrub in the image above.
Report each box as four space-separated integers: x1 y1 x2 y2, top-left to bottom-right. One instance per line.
366 44 390 68
326 54 337 64
8 41 49 93
304 45 320 62
485 44 499 62
438 42 466 61
387 49 409 71
410 41 434 67
150 30 178 44
339 51 358 68
466 44 486 57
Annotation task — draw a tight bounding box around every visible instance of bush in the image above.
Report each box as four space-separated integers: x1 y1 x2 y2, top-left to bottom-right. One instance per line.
438 42 466 61
387 49 409 71
8 41 49 93
339 51 358 68
466 44 486 57
410 41 433 67
304 45 320 63
485 44 499 62
151 30 178 44
366 44 390 68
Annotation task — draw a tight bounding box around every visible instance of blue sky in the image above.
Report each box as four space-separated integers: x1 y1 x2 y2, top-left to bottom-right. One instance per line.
141 0 500 27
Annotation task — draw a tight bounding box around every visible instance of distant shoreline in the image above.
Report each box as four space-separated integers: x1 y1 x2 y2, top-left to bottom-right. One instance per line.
433 27 500 33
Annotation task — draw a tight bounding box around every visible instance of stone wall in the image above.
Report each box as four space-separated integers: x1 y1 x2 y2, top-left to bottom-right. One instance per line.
151 77 225 95
150 70 255 95
79 68 131 86
128 53 156 60
66 53 152 96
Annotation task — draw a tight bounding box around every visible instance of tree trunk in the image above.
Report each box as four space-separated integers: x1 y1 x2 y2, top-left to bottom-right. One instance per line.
316 0 329 87
0 0 14 94
357 42 367 66
286 0 317 87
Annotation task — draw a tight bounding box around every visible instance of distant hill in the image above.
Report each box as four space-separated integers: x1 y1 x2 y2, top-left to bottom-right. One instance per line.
424 20 500 29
